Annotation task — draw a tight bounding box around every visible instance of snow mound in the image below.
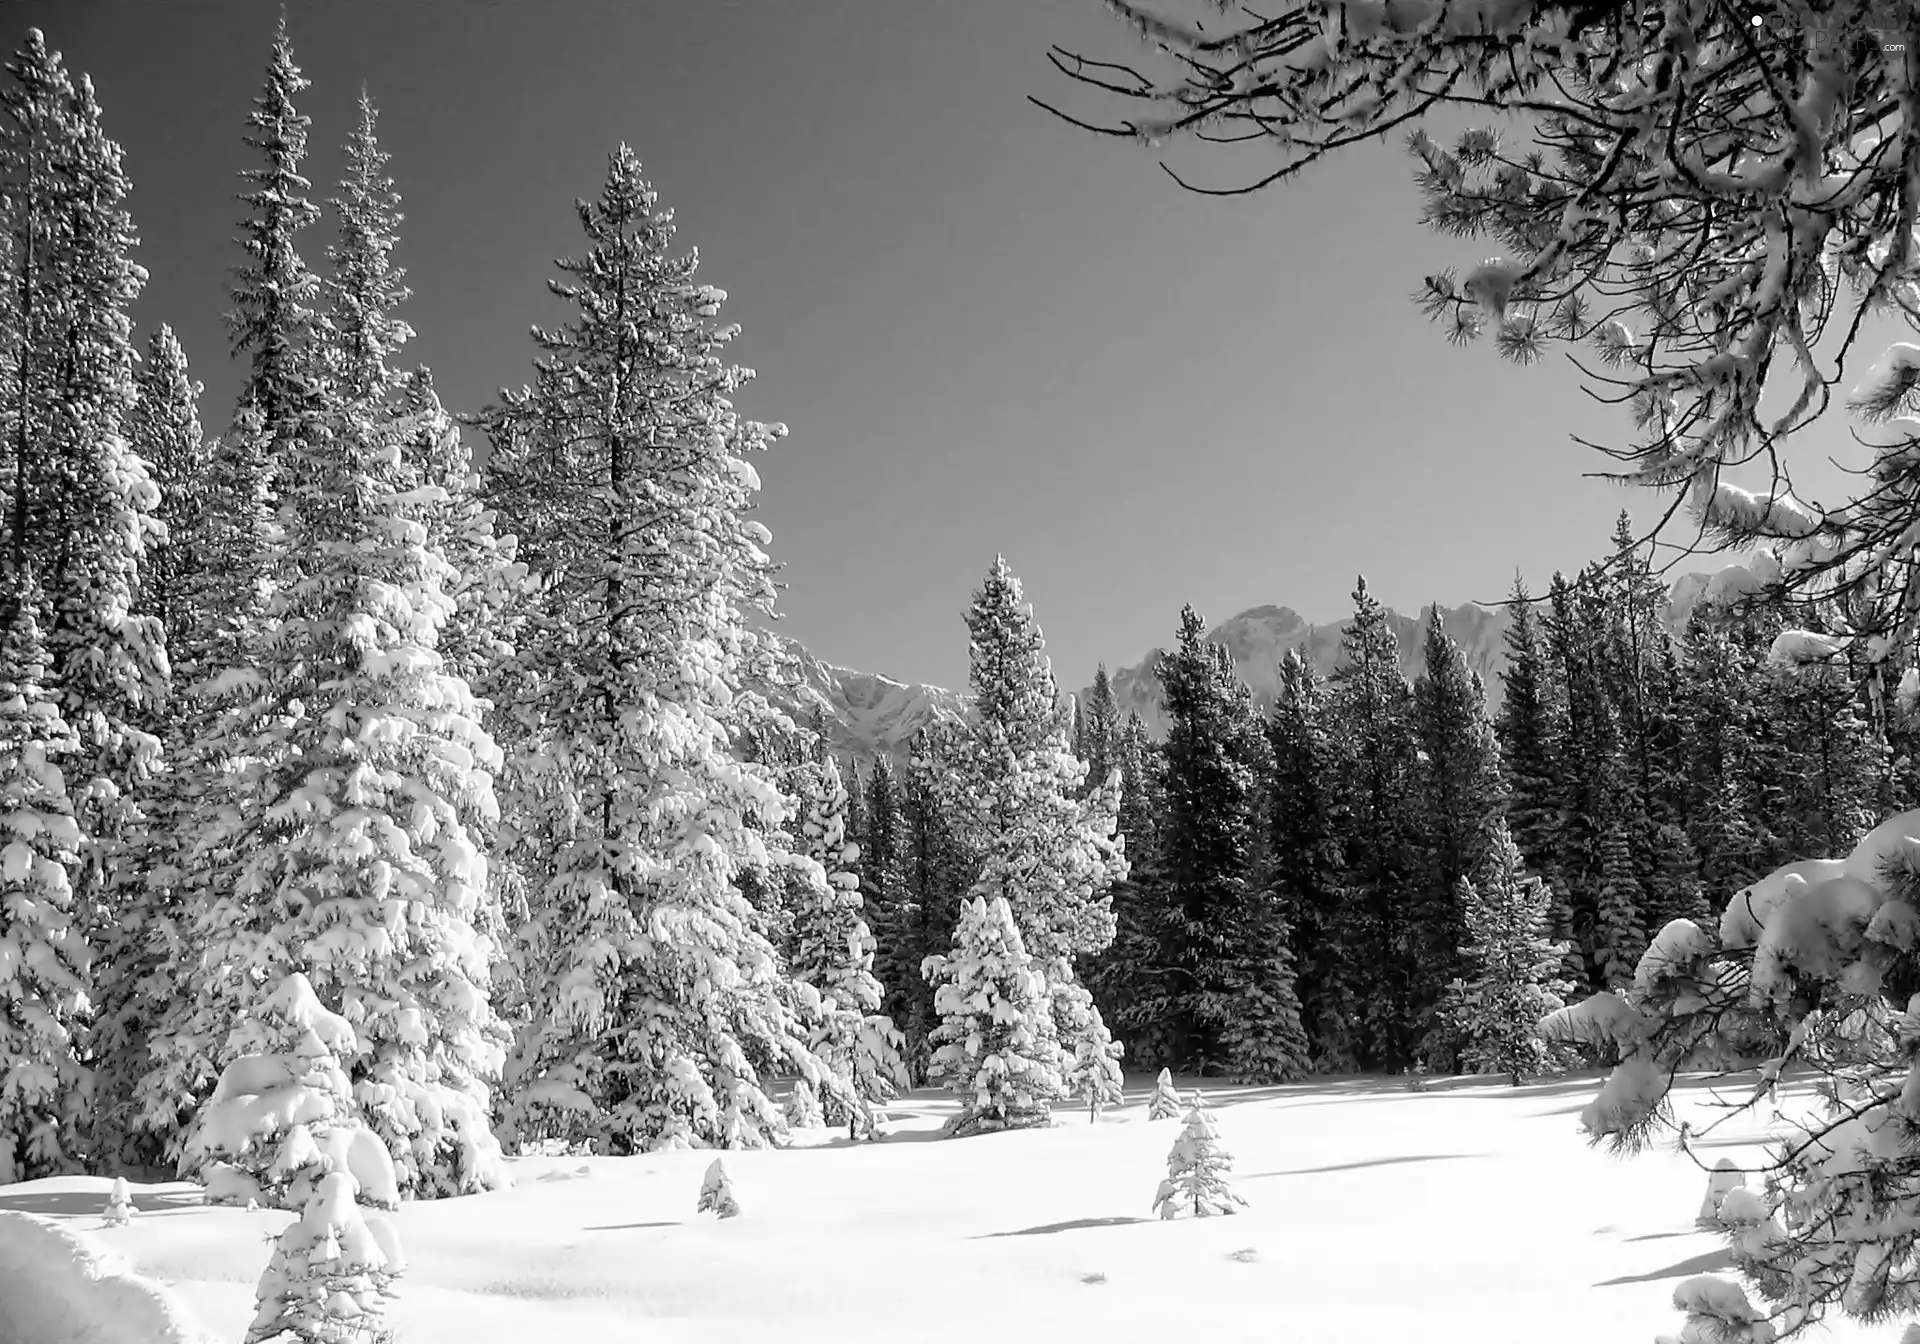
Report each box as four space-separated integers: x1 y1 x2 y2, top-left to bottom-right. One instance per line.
1719 859 1847 950
0 1210 217 1344
1845 809 1920 890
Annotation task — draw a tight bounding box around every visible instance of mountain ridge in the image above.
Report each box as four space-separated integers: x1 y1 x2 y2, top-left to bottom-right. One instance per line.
759 575 1719 759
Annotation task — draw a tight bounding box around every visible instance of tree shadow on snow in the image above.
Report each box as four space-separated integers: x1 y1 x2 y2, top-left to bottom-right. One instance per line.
1596 1248 1733 1286
580 1221 680 1232
976 1216 1150 1238
1240 1153 1480 1181
0 1188 203 1217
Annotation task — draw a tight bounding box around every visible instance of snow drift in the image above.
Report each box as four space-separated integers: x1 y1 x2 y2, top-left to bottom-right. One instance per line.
0 1210 216 1344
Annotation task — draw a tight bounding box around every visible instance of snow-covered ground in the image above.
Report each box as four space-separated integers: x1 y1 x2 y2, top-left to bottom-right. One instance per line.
1 1072 1875 1344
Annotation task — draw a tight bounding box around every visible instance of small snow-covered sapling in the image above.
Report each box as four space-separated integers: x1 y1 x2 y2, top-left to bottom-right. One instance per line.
786 1076 824 1130
245 1171 404 1344
1147 1068 1182 1121
698 1158 740 1219
1152 1092 1246 1220
1698 1158 1745 1227
102 1176 135 1226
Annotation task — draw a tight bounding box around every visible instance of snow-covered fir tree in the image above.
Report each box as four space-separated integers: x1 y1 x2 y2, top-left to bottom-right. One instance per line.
1443 821 1573 1085
152 92 513 1198
0 573 89 1182
788 753 907 1139
944 557 1127 1101
245 1170 405 1344
1151 1092 1245 1219
924 894 1061 1136
478 146 836 1153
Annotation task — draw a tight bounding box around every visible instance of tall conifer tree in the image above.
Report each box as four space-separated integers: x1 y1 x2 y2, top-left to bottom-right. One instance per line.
945 557 1127 1094
1325 577 1424 1071
1156 608 1307 1079
480 147 832 1152
1264 649 1355 1070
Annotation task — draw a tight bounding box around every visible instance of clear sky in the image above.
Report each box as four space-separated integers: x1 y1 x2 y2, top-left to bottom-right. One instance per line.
24 0 1723 693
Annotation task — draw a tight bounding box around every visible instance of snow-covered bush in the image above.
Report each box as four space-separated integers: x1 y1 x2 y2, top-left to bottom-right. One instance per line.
1698 1157 1746 1227
245 1171 405 1344
103 1177 134 1227
1147 1068 1181 1121
923 894 1062 1137
1152 1092 1245 1219
784 1077 824 1131
181 974 399 1212
697 1159 740 1219
1544 809 1920 1337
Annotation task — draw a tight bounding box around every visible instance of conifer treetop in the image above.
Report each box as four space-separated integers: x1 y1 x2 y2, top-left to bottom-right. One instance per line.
229 11 320 426
325 90 413 403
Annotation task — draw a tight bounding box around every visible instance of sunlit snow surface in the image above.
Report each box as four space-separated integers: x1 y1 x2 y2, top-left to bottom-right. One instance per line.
1 1073 1885 1343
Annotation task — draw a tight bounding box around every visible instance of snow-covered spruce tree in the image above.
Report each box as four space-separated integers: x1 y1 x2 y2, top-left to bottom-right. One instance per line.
1442 821 1574 1086
943 556 1127 1109
0 34 168 1169
1151 1092 1245 1220
788 753 908 1139
924 894 1061 1136
246 1170 405 1344
1147 1067 1181 1121
0 573 90 1182
479 146 838 1154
